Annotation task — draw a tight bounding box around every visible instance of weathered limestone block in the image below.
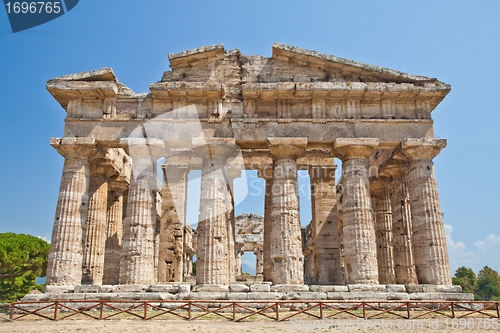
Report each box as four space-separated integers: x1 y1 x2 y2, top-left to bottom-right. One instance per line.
382 161 418 285
268 138 306 284
270 284 309 293
250 284 271 292
192 284 230 292
387 293 410 300
347 284 386 292
119 139 164 285
327 292 388 300
74 285 100 293
115 284 149 292
158 164 188 283
309 285 346 292
226 292 249 300
194 138 237 285
186 292 228 300
434 285 462 293
46 138 103 286
147 285 181 293
370 176 396 284
386 284 407 293
333 138 379 284
309 165 342 285
396 139 452 285
246 292 282 300
229 284 250 292
288 292 327 300
44 285 75 293
430 293 473 301
99 285 118 293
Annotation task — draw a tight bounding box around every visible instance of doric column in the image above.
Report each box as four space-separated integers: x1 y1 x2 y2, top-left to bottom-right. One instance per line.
258 166 273 282
119 139 164 285
194 138 236 285
102 181 127 285
226 164 241 283
158 163 189 283
267 137 307 284
370 176 396 284
235 247 243 276
382 161 418 285
255 248 264 276
304 252 315 282
396 139 452 285
309 165 342 285
46 138 102 286
82 159 117 285
333 138 379 284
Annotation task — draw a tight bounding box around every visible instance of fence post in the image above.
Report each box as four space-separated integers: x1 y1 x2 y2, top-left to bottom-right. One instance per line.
144 302 147 320
276 302 279 321
232 302 236 321
320 302 323 319
10 303 14 321
451 302 455 318
406 302 410 319
188 302 191 320
54 302 58 321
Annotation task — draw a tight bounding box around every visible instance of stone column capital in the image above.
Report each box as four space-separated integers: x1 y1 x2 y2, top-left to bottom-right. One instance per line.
119 138 165 158
332 138 379 161
379 159 408 178
395 138 447 161
108 180 129 193
50 137 104 160
192 137 237 161
369 176 392 196
267 137 307 159
161 163 189 177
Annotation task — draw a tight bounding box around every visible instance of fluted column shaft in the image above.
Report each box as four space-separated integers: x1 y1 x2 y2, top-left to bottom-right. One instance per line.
309 166 341 284
158 164 188 283
195 138 235 285
102 185 125 285
259 167 273 282
235 248 242 276
397 139 451 285
268 138 306 284
255 248 264 275
82 170 108 285
370 177 396 284
333 138 379 284
47 138 101 286
226 169 240 283
389 170 418 285
120 141 163 285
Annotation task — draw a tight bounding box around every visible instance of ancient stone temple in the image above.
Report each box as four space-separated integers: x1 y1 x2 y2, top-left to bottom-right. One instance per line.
45 43 453 292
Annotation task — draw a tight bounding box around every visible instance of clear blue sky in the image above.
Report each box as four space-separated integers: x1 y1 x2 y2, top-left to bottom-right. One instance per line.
1 0 499 275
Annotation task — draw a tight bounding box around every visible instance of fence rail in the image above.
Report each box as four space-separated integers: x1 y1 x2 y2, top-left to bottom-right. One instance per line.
5 300 500 322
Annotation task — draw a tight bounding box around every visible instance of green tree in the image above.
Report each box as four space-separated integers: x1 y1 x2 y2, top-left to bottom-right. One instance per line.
452 266 477 294
474 266 500 301
0 233 50 302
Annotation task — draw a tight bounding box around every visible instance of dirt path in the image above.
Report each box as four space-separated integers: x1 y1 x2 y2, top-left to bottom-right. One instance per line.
1 318 499 332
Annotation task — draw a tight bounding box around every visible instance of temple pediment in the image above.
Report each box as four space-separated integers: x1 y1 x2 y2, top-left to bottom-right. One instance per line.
47 43 450 122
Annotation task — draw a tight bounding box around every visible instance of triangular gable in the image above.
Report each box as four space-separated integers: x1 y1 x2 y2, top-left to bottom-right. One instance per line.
272 43 438 84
